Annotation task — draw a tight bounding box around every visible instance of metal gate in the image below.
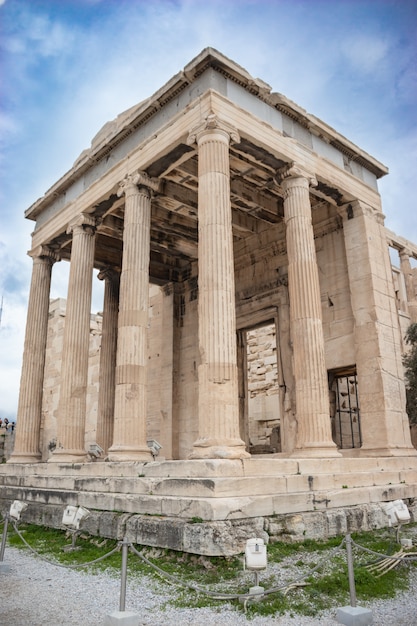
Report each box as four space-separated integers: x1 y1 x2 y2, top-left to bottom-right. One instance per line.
330 373 362 449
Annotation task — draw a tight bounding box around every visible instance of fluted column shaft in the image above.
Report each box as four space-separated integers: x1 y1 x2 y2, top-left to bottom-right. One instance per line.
50 214 96 462
189 115 249 459
108 172 158 461
9 247 57 463
281 166 339 456
96 268 120 455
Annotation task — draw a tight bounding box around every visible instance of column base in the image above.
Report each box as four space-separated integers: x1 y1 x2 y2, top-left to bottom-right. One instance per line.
7 453 41 464
48 449 88 463
107 445 153 462
190 437 251 460
291 444 341 458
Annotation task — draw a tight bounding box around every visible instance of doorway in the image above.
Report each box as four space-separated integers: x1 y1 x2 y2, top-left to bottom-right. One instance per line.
238 320 281 454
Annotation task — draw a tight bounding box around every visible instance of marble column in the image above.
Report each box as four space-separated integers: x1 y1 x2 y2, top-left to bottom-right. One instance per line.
108 171 159 461
399 248 417 323
49 213 96 462
341 200 414 455
96 268 120 455
280 163 339 457
188 114 249 459
9 246 58 463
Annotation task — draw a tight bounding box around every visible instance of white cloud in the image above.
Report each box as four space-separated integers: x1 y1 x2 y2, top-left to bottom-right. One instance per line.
0 110 19 135
379 127 417 245
341 33 390 74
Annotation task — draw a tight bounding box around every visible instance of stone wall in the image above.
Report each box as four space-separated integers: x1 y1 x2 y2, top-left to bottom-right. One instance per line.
3 498 416 555
41 298 102 461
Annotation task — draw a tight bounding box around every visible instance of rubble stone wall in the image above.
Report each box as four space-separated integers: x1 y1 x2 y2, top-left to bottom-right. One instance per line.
246 324 280 451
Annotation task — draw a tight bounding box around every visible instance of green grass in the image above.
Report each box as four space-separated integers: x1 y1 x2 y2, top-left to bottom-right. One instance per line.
5 522 417 619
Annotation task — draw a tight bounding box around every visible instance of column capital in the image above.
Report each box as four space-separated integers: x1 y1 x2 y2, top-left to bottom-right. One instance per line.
117 170 160 198
187 113 240 146
98 267 121 282
67 212 97 236
276 162 317 188
28 245 60 263
399 247 413 260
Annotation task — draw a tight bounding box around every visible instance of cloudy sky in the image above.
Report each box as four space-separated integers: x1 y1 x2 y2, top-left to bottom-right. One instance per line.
0 0 416 421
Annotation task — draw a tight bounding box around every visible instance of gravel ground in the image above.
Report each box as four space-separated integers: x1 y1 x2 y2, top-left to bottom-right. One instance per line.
1 545 416 626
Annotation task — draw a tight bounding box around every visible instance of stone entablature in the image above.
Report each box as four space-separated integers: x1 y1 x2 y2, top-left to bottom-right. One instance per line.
26 50 386 231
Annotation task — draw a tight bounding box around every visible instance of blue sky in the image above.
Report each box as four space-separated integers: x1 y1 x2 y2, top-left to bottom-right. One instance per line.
0 0 416 420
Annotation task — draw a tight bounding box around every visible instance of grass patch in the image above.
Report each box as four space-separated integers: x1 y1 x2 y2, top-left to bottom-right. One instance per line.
5 522 417 619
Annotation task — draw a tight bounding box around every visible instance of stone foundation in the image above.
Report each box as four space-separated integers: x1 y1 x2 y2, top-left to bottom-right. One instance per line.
2 456 416 555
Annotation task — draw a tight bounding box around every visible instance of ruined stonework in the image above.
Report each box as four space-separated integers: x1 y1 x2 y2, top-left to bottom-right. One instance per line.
246 324 280 452
3 48 417 554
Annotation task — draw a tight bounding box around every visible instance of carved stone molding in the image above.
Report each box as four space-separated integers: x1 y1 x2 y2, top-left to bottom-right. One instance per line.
187 113 240 146
117 170 160 198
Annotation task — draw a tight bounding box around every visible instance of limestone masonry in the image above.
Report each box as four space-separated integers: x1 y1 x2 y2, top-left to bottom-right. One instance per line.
2 48 417 555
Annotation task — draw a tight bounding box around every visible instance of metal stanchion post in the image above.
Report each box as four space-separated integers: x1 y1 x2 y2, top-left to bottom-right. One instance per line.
336 534 372 625
0 513 11 573
104 536 140 624
345 533 357 607
0 513 9 562
119 537 129 612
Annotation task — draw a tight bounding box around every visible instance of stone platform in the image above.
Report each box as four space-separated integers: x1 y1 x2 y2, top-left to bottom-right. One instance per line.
1 456 417 555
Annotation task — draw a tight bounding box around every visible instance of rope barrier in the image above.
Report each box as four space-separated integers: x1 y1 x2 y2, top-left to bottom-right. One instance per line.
4 519 417 610
350 537 417 562
10 520 120 570
129 537 347 601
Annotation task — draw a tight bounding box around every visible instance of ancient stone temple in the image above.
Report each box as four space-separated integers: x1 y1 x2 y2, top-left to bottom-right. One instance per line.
2 48 417 555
